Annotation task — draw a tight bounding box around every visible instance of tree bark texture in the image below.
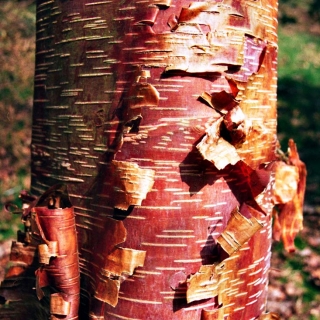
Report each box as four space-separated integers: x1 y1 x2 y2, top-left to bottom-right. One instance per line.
1 0 284 319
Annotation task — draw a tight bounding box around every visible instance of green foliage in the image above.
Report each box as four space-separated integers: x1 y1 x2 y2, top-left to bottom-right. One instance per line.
0 1 36 106
278 29 320 85
0 0 35 236
277 27 320 204
279 0 318 26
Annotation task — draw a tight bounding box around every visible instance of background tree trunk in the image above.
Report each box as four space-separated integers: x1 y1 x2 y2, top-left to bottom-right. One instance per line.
1 0 280 319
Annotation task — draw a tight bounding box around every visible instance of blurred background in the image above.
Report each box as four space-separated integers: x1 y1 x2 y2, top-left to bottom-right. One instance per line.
0 0 319 318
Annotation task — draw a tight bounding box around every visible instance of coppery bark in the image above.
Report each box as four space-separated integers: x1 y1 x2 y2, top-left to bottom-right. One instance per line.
0 0 306 319
272 139 307 253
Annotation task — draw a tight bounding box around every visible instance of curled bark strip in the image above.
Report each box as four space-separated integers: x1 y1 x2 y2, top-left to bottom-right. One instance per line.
1 185 79 318
91 221 123 306
101 247 146 277
199 86 251 147
196 95 252 168
222 105 252 147
187 204 264 305
33 205 80 319
223 106 245 132
111 160 155 210
200 90 239 113
95 248 146 307
217 207 264 256
272 140 307 252
94 277 120 307
196 117 240 170
250 162 274 195
199 91 216 109
272 162 299 204
226 77 240 97
187 264 219 303
197 136 240 170
90 218 146 308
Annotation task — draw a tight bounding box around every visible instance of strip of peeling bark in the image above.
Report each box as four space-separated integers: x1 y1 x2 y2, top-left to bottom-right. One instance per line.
94 247 146 307
217 206 264 256
111 160 155 210
272 140 307 252
31 187 80 319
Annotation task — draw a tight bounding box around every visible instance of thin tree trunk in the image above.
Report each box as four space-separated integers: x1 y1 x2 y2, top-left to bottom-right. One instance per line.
1 0 289 319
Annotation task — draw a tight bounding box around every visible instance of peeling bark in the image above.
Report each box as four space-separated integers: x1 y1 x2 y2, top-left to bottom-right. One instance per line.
272 140 307 253
187 264 219 303
92 218 146 308
196 116 241 169
0 1 304 319
110 160 155 210
30 186 80 319
94 247 146 307
216 206 264 256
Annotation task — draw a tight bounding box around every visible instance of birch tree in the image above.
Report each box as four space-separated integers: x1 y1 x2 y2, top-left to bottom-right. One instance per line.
0 0 306 319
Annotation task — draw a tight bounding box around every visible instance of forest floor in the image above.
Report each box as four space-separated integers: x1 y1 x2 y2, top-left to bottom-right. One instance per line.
0 1 320 319
267 207 320 319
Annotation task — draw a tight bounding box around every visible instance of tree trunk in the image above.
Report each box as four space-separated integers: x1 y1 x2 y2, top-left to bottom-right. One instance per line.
1 0 284 319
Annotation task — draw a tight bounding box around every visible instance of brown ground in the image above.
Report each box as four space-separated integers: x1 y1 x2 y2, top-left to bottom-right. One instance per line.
267 207 320 319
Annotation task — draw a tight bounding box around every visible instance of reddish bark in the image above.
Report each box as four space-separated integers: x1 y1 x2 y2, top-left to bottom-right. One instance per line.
1 1 303 320
272 140 307 253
